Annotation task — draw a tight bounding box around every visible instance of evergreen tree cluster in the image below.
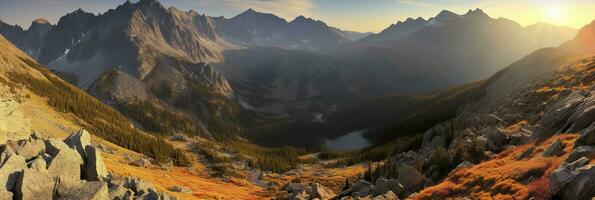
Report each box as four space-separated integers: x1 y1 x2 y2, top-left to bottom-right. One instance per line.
6 57 190 166
116 99 201 136
230 140 305 173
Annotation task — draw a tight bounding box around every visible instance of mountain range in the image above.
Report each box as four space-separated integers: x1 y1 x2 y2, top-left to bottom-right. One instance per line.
0 0 580 143
1 0 594 199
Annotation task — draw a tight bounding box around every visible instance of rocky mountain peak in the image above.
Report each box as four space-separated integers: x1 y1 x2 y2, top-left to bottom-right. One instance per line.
464 8 490 20
435 10 459 20
32 18 50 25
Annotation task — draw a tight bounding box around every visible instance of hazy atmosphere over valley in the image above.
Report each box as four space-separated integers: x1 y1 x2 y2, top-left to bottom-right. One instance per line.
0 0 594 199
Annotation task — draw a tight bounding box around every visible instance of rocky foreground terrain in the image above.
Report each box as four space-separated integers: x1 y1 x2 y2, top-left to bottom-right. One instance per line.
0 130 177 200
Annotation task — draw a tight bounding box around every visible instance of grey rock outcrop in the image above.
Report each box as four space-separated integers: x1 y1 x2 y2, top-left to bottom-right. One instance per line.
566 146 594 163
577 122 595 145
549 157 589 194
374 178 404 197
0 132 175 200
397 165 425 194
516 147 535 160
565 92 595 132
542 140 564 157
558 165 595 200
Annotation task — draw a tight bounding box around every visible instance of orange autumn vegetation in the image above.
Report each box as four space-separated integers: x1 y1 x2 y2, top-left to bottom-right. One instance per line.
103 153 269 200
413 134 578 200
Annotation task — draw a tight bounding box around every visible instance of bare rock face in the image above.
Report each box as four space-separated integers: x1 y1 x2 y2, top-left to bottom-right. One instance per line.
15 168 55 200
55 179 109 200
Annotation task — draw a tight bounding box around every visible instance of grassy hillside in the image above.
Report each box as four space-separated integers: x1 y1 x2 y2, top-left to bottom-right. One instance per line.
0 36 189 166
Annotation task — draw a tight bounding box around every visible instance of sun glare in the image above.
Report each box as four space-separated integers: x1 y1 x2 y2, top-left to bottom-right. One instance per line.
544 6 569 24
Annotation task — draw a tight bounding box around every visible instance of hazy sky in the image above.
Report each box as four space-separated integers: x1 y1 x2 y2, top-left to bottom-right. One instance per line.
1 0 594 32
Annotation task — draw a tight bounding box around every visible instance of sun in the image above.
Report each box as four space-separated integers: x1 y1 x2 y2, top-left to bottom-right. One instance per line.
545 7 565 22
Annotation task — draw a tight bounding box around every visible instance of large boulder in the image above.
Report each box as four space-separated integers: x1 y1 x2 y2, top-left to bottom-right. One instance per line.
398 165 425 194
55 179 109 200
549 157 589 194
63 129 92 159
576 122 595 145
542 140 564 157
374 178 404 197
0 147 26 191
566 146 595 163
84 146 108 181
566 92 595 132
46 145 83 181
559 165 595 200
14 168 55 200
481 126 507 151
516 146 535 160
310 183 335 199
539 91 585 132
6 138 45 160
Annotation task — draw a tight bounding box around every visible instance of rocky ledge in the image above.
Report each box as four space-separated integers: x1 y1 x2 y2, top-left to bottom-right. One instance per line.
0 130 175 200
